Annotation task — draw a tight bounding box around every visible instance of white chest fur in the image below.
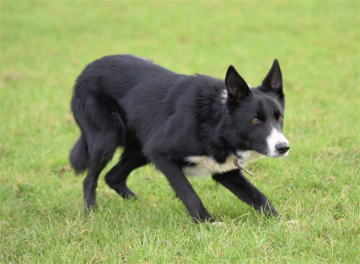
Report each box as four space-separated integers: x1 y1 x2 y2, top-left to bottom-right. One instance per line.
182 150 263 177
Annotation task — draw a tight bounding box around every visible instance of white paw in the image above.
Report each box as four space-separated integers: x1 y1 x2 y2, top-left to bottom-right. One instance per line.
286 220 299 224
211 221 225 227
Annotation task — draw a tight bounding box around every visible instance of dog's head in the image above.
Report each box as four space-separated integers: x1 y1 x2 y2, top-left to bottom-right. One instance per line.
224 59 290 158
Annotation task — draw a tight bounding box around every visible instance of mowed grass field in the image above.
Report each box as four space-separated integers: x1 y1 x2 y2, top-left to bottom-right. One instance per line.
1 1 359 263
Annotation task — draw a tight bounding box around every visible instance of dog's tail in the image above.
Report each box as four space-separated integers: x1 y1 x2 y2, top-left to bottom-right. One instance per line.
69 133 89 174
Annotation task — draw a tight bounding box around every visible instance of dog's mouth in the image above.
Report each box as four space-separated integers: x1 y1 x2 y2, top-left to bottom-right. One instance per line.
233 140 290 163
267 150 290 158
235 146 290 160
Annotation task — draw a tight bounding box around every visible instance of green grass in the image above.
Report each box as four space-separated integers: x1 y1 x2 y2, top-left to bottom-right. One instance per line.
1 1 359 263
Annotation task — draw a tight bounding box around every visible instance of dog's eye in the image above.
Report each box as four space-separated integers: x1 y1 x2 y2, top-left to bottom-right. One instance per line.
252 119 260 124
278 116 283 122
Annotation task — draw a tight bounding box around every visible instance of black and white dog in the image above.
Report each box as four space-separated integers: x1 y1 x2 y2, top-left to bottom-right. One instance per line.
69 55 289 222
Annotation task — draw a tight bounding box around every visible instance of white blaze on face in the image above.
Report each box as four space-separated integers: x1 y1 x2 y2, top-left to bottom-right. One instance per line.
266 126 289 157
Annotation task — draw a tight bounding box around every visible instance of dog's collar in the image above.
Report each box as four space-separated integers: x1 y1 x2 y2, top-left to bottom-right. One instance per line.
233 158 254 176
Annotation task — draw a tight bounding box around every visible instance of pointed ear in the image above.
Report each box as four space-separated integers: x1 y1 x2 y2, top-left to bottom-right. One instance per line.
225 65 251 106
260 59 284 98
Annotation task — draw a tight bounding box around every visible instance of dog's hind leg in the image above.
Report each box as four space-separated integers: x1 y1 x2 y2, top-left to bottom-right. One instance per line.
83 132 118 209
71 89 127 209
212 170 278 217
105 147 148 199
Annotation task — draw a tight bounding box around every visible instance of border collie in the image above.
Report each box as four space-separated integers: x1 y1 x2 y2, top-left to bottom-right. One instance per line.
69 55 289 222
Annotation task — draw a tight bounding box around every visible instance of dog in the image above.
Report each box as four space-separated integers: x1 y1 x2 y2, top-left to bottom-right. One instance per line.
69 55 290 222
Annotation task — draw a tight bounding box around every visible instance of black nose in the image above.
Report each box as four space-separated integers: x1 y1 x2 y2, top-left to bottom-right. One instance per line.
275 142 290 154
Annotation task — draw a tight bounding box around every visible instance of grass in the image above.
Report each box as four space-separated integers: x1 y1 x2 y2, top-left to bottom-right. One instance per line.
1 0 359 263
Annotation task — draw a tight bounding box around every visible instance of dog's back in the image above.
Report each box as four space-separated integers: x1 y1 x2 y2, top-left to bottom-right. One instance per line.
74 55 175 97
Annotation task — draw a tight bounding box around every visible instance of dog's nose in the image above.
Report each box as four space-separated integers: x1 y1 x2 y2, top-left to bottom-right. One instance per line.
275 142 290 154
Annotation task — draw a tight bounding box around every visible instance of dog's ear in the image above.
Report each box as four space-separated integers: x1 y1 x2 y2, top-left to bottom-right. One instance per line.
260 59 284 98
225 65 251 107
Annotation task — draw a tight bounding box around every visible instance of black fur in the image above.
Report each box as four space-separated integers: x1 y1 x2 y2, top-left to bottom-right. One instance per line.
69 133 89 173
69 55 288 222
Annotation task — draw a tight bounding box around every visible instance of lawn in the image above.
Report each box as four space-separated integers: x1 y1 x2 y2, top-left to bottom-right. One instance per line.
1 1 359 263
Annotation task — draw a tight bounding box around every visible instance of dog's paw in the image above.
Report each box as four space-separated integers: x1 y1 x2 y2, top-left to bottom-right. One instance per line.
286 220 299 224
211 221 225 227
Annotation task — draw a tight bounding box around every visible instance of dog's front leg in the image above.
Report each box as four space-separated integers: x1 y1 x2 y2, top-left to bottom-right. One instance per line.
213 170 278 217
151 154 215 223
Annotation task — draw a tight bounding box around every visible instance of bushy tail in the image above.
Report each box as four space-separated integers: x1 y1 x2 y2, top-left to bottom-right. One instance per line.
69 133 89 174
